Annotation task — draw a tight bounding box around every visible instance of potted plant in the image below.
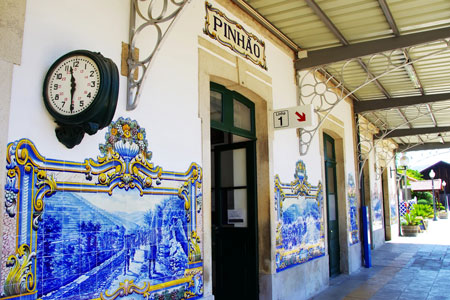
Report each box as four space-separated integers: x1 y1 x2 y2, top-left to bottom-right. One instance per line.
438 203 448 219
411 204 433 229
401 211 421 236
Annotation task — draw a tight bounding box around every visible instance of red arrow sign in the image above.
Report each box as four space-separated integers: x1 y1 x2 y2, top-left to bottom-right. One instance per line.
295 112 306 122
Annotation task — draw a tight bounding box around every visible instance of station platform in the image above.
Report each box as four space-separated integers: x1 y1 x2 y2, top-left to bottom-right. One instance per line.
310 217 450 300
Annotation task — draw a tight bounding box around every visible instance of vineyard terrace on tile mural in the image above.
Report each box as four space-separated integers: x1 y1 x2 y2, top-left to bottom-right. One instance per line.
2 117 204 300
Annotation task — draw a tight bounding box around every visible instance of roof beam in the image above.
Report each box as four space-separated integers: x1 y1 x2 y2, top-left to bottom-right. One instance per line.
375 126 450 139
354 93 450 113
397 142 450 152
295 27 450 70
304 0 348 45
377 0 400 36
305 0 392 99
230 0 300 52
426 104 438 127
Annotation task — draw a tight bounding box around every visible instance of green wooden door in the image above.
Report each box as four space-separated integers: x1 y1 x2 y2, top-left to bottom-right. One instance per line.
324 133 340 277
212 141 258 300
210 82 258 299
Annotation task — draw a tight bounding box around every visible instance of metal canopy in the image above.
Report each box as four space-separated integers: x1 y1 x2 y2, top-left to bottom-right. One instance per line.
241 0 450 153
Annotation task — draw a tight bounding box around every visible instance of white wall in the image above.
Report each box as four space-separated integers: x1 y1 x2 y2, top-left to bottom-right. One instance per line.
5 0 364 299
8 0 205 171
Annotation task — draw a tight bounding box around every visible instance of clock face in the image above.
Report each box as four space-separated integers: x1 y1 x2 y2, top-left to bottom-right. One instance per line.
46 55 101 116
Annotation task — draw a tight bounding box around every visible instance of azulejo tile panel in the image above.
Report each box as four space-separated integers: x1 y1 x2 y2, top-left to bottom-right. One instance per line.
371 183 383 231
347 174 359 245
1 117 203 300
390 191 398 224
274 161 325 272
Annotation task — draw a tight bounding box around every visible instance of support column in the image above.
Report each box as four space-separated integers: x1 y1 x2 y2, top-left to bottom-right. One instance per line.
0 0 27 258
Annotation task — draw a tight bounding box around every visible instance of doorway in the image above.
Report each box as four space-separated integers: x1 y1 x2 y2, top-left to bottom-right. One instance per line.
210 83 258 300
324 133 340 277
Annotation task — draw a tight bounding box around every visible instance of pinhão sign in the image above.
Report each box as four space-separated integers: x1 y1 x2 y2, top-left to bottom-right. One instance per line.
204 2 267 70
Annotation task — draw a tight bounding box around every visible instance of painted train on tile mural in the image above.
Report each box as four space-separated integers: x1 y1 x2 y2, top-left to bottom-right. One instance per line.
274 161 325 272
1 118 203 300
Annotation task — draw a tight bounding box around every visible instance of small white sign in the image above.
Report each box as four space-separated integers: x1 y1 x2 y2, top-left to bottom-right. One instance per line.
273 104 314 130
228 209 245 226
273 110 289 128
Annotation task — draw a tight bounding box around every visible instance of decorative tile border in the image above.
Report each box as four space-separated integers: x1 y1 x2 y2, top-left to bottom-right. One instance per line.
1 118 203 300
274 161 325 272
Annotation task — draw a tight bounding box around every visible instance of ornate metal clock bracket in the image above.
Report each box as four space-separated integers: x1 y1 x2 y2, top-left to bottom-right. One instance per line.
127 0 190 110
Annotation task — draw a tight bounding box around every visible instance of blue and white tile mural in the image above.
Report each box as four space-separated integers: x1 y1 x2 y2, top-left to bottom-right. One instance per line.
371 183 383 231
347 174 359 245
1 118 203 300
390 191 398 224
274 161 325 272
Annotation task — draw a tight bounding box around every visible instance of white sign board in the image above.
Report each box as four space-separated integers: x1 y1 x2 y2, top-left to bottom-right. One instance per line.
410 179 442 191
273 104 314 130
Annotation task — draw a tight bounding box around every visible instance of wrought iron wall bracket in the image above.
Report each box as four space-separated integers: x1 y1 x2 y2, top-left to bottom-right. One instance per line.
297 38 450 156
127 0 190 110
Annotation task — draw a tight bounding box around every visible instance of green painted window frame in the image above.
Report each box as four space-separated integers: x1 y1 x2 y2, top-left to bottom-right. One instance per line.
210 82 256 140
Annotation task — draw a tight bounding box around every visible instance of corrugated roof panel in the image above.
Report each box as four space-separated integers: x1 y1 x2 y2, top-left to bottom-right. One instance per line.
411 40 450 94
243 0 450 148
318 0 393 43
403 136 421 144
325 60 387 100
366 109 409 130
354 86 386 100
363 113 388 130
387 0 450 34
251 0 304 15
378 70 422 98
245 0 341 49
431 101 450 127
394 137 408 144
327 60 385 100
402 105 432 128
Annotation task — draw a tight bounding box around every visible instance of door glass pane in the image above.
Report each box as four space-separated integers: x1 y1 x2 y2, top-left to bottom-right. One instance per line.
327 166 335 193
233 99 251 131
328 194 336 221
211 91 223 122
220 148 247 187
326 140 333 159
222 188 247 227
211 151 215 188
327 166 337 221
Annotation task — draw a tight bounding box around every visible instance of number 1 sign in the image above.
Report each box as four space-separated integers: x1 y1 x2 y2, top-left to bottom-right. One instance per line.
273 104 314 130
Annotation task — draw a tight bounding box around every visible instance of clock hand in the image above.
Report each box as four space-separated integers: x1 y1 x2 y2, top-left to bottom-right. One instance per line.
70 67 76 113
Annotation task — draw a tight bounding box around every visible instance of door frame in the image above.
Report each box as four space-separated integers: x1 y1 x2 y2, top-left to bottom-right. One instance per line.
211 140 258 299
210 82 259 299
323 133 341 277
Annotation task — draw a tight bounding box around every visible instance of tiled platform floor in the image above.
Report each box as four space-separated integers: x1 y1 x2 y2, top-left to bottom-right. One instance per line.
310 218 450 300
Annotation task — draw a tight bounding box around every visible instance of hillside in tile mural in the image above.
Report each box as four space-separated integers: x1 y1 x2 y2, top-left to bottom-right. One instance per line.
1 118 203 300
274 161 325 272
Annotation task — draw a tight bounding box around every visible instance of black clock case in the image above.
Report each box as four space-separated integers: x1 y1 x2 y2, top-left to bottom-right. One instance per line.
42 50 119 148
